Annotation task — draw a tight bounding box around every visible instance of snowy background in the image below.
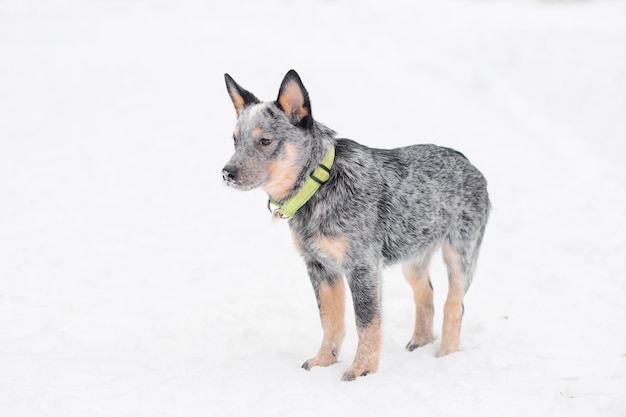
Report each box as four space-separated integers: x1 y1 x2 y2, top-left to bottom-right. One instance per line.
1 0 625 415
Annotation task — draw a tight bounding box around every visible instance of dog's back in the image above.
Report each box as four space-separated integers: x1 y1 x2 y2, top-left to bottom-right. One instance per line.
292 139 489 274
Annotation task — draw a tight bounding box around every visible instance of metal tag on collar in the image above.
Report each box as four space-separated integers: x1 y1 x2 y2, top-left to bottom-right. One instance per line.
267 199 289 221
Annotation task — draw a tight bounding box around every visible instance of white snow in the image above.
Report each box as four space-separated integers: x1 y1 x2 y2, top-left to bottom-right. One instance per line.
1 0 625 416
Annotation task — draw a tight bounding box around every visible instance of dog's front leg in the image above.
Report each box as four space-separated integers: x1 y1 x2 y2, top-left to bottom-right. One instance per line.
302 261 345 371
342 264 382 381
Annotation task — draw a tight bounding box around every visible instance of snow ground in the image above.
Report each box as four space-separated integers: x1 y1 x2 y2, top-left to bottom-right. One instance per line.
1 0 625 416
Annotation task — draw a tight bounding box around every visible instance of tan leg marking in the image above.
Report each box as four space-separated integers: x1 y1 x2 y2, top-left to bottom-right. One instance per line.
440 241 466 357
291 231 304 257
262 142 298 201
313 235 348 264
303 279 346 370
403 262 435 349
342 319 382 381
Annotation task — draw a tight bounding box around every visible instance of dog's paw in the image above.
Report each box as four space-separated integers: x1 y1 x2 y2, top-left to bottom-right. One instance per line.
340 344 379 381
437 345 460 358
405 335 435 352
341 368 370 382
301 351 339 371
340 360 375 381
405 342 421 352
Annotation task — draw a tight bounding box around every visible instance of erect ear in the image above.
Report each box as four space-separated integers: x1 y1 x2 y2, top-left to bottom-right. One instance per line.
224 73 260 117
276 70 312 129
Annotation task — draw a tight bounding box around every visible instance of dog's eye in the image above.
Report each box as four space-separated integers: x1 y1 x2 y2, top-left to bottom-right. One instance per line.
233 135 237 147
259 138 272 146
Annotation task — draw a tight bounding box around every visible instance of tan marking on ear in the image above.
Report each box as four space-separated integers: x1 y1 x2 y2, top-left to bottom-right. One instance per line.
304 279 346 369
251 127 262 138
439 241 466 356
229 88 245 117
343 318 381 380
313 235 348 264
278 80 309 121
262 142 298 201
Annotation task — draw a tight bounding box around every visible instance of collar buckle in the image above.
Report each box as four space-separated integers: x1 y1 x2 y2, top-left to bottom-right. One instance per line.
267 199 290 221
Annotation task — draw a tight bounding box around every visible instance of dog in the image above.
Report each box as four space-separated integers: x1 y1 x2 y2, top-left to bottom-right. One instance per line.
221 70 490 381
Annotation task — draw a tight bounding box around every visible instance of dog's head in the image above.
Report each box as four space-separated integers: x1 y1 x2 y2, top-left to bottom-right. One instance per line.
222 70 314 201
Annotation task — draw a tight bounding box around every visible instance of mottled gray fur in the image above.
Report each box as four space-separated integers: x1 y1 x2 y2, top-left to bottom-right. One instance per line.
222 70 490 381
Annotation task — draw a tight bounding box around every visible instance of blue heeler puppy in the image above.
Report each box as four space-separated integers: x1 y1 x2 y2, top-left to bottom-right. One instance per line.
222 70 490 381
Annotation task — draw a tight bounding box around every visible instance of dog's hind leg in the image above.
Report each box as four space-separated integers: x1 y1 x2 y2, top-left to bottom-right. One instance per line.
342 263 383 381
403 249 436 351
302 261 346 371
438 236 484 356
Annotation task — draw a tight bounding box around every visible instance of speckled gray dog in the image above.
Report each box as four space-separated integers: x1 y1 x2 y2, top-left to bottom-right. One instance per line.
222 70 490 381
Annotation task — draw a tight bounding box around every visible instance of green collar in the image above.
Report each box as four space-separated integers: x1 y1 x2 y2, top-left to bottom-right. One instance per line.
268 145 335 220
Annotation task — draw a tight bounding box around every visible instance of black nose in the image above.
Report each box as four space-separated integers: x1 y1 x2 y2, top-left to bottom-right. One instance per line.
222 166 238 182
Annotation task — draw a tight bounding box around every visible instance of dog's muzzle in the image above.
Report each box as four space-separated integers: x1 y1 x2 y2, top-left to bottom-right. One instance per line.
222 166 238 183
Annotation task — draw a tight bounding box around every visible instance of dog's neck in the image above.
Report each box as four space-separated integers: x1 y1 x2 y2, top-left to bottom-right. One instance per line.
268 144 335 220
276 121 336 199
